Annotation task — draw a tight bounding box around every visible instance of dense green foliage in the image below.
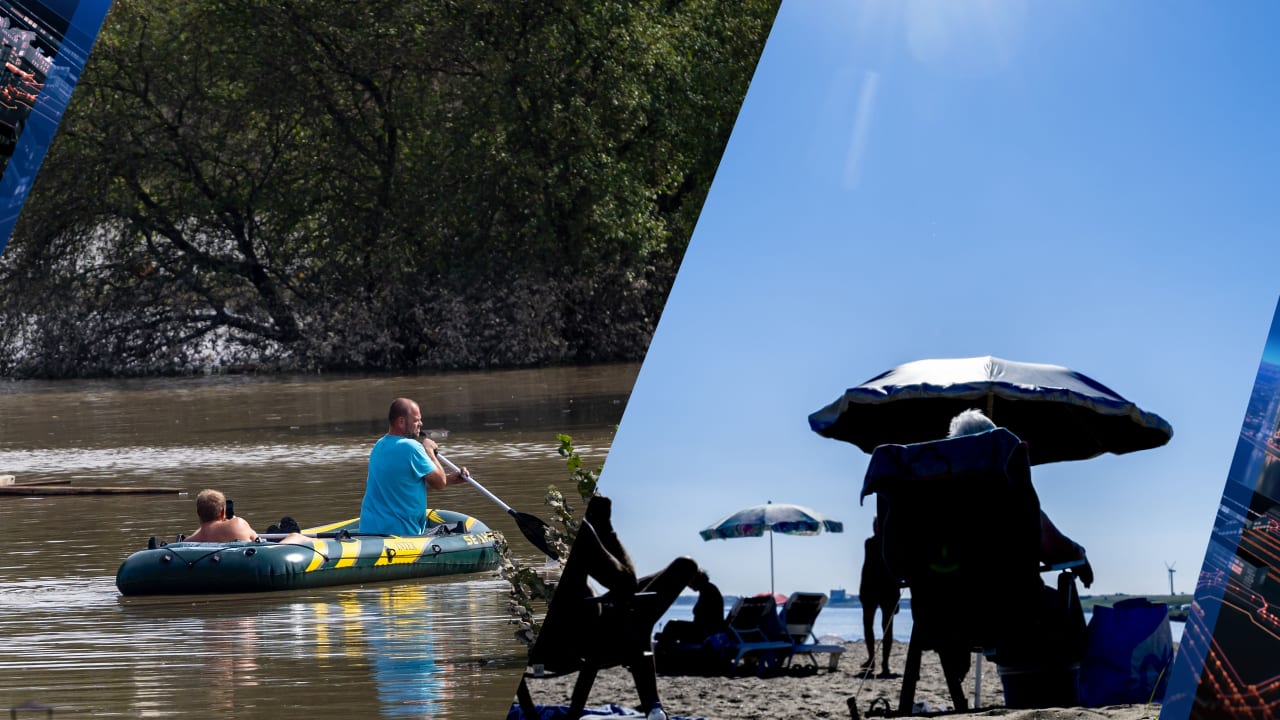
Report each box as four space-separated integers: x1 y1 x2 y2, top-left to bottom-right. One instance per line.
0 0 778 377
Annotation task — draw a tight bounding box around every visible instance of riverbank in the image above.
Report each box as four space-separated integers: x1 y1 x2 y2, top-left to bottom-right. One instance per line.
516 641 1160 720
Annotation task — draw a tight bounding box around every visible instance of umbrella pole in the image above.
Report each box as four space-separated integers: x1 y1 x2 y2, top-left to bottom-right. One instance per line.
769 530 775 596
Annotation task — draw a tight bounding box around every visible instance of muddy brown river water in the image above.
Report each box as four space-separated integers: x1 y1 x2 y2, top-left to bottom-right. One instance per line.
0 364 638 719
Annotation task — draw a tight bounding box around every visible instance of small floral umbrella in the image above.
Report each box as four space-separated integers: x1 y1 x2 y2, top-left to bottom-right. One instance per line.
700 501 844 595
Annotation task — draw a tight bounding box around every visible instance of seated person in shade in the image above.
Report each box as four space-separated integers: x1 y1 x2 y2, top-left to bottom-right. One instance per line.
535 494 700 713
186 489 309 545
943 409 1091 671
947 409 1093 587
689 570 727 639
656 570 727 650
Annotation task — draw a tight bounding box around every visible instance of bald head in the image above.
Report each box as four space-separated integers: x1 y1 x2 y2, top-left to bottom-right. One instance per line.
388 398 423 438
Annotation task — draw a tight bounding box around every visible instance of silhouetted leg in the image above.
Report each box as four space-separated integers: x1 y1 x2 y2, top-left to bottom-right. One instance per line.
516 678 538 720
880 600 895 674
571 521 637 597
861 605 876 669
898 625 924 715
568 667 598 720
636 556 698 625
598 592 665 711
939 647 971 711
630 654 660 713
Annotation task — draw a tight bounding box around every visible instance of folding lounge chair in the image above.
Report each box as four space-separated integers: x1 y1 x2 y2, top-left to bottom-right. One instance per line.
514 524 663 720
723 595 795 673
780 592 845 671
861 427 1085 714
516 592 661 720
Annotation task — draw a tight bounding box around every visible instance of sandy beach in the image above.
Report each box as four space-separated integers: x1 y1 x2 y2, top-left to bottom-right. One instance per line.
514 641 1160 720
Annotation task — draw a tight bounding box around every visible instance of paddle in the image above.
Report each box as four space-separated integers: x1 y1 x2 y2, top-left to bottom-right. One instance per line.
433 451 559 559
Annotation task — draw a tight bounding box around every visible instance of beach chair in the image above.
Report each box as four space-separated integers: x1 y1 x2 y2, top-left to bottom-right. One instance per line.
723 595 795 673
779 591 845 671
515 592 661 720
862 427 1084 713
514 523 663 720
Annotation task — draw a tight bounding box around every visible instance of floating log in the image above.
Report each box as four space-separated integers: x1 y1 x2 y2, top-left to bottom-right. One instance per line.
0 485 182 496
0 476 72 486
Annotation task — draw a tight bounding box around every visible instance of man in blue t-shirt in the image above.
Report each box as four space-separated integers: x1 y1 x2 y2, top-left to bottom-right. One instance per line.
359 397 463 536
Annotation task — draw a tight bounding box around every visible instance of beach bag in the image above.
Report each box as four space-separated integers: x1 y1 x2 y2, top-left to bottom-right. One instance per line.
1078 598 1174 706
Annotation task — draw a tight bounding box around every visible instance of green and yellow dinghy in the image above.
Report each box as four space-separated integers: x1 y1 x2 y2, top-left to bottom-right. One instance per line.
115 509 499 596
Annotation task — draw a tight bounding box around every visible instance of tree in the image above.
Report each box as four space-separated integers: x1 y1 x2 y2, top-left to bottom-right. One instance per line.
0 0 780 377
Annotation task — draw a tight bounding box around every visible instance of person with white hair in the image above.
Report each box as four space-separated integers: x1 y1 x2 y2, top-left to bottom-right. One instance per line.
947 409 1093 587
948 407 998 438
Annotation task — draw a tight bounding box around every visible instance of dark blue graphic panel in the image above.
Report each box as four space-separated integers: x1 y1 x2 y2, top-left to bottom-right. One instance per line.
0 0 112 255
1161 298 1280 719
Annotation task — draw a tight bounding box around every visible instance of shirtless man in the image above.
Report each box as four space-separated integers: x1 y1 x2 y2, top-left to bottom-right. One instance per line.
186 489 308 544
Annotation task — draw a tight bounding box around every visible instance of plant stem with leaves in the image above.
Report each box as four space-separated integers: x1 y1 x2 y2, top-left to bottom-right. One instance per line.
496 433 602 646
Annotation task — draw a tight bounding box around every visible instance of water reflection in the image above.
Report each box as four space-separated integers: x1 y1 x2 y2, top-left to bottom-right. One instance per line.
195 616 262 713
364 586 444 717
99 573 525 717
123 586 455 718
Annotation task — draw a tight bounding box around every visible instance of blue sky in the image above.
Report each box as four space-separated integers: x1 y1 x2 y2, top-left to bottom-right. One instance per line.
598 0 1280 598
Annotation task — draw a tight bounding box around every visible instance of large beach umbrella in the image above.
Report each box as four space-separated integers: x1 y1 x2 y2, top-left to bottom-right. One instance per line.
808 355 1173 465
700 501 844 595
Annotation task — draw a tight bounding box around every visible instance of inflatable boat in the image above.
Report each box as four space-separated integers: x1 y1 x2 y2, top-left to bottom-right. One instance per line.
115 509 500 596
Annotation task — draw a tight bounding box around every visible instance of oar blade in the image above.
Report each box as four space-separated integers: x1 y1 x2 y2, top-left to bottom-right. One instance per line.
509 508 559 559
434 449 560 559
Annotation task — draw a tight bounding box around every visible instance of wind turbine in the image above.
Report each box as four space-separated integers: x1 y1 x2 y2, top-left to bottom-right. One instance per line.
1166 561 1176 595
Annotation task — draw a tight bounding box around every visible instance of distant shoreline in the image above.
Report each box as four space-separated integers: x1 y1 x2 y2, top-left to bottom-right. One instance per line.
1077 593 1193 621
672 592 1194 620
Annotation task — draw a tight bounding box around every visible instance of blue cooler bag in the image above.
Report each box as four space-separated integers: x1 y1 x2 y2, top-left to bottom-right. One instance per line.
1078 598 1174 706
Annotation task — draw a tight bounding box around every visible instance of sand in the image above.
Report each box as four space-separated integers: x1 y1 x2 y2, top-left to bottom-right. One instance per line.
516 642 1160 720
